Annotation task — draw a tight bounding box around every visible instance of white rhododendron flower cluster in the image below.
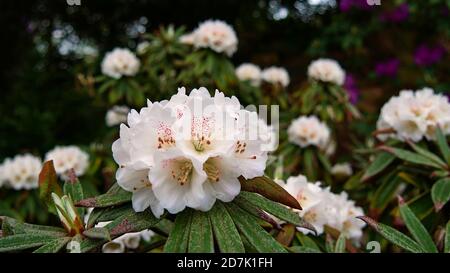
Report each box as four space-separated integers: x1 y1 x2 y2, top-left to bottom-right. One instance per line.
261 66 290 87
45 146 89 179
376 88 450 142
331 163 353 177
183 20 238 56
281 175 365 239
106 105 130 127
101 48 140 79
0 154 42 190
235 63 262 87
307 58 346 86
288 115 331 149
112 87 269 217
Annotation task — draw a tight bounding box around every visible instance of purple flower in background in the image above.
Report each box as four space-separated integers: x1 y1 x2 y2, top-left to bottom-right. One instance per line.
375 59 399 77
340 0 373 12
344 74 359 104
414 44 446 66
380 3 409 23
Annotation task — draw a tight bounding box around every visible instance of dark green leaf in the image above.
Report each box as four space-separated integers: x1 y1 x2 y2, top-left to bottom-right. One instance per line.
75 188 131 208
83 227 111 241
33 237 71 253
0 234 56 252
334 233 346 253
431 178 450 212
208 202 244 253
63 169 85 217
188 210 214 253
379 146 444 169
164 209 192 253
371 172 401 211
296 232 321 251
275 224 296 246
445 221 450 253
358 216 423 253
436 127 450 165
361 152 395 181
289 246 321 253
225 203 287 253
407 141 447 168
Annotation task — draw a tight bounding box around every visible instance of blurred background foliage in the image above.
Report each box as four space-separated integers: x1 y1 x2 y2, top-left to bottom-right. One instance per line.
0 0 448 158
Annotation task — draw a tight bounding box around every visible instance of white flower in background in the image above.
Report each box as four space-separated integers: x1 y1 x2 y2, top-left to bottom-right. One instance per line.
307 58 346 86
235 63 262 87
261 66 290 87
257 119 278 152
287 115 330 149
136 41 150 55
179 33 195 45
0 154 42 190
331 163 353 177
190 20 238 56
282 174 365 239
106 105 130 127
376 87 450 142
113 87 268 217
45 146 89 179
101 48 140 79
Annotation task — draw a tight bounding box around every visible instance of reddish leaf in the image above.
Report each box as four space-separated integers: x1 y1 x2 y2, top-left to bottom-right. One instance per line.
38 161 63 211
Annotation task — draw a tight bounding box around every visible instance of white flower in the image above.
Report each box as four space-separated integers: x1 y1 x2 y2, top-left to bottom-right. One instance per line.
376 87 450 142
106 105 130 127
261 66 290 87
0 154 42 190
101 48 140 79
235 63 262 87
189 20 238 56
331 163 353 177
257 119 278 152
113 87 268 217
45 146 89 179
282 174 365 239
307 58 346 85
287 115 330 149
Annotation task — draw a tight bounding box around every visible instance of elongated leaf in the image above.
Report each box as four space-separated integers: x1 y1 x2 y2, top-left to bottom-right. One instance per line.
407 141 447 168
289 246 321 253
96 205 135 224
398 197 437 253
358 216 423 253
361 152 395 181
233 196 281 229
239 176 301 210
208 202 244 253
225 203 287 253
33 237 71 253
164 209 192 253
75 188 131 208
445 221 450 253
304 148 317 181
0 234 56 252
379 146 444 169
371 172 401 211
334 233 346 253
237 192 315 233
436 127 450 165
152 219 174 236
1 216 66 237
188 210 214 253
431 178 450 211
325 234 335 253
63 169 85 217
38 160 63 212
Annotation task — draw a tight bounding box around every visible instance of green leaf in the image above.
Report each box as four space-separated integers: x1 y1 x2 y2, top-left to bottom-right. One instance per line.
361 152 395 181
358 216 424 253
431 178 450 212
239 176 302 210
0 234 57 252
63 170 85 217
436 127 450 165
407 141 447 168
275 224 296 246
38 160 63 213
33 237 71 253
398 197 437 253
225 203 287 253
237 192 315 233
289 246 321 253
296 232 321 251
379 146 444 169
208 202 244 253
1 216 66 237
303 148 317 181
75 188 131 208
334 233 346 253
164 209 192 253
188 210 214 253
445 221 450 253
233 195 281 229
371 172 401 211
